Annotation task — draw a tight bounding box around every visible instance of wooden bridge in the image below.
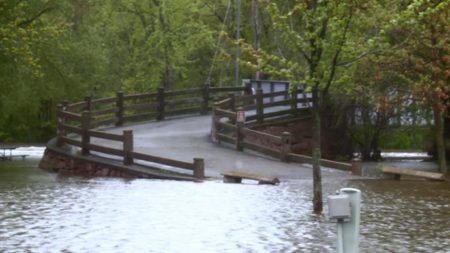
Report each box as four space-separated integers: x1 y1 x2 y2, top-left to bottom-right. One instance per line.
211 84 357 172
41 80 357 182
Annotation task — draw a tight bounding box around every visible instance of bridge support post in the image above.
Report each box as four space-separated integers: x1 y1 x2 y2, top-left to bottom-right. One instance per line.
280 132 292 162
193 158 204 180
123 130 134 165
116 91 124 126
81 111 91 155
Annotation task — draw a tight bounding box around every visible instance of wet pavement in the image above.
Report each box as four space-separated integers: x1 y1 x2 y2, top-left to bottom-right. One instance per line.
99 115 349 180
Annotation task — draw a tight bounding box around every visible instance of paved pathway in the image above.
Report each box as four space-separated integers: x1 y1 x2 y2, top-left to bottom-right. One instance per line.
102 115 349 180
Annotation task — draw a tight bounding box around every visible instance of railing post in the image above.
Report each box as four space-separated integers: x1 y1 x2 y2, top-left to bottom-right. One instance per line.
235 109 245 152
123 129 134 165
256 88 264 124
351 158 362 176
228 93 236 111
81 110 91 155
270 82 275 102
84 96 92 111
201 83 210 115
280 132 292 162
193 158 204 180
244 82 253 95
56 104 65 147
291 85 298 116
116 91 124 126
157 87 165 120
285 82 289 99
243 82 254 105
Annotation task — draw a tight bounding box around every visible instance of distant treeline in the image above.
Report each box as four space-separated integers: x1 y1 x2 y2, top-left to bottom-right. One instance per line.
0 1 448 162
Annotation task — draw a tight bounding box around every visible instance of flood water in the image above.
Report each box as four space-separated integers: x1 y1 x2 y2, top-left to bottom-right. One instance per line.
1 158 449 252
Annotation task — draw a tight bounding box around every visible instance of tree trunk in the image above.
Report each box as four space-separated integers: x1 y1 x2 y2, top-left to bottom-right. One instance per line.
432 99 447 174
157 1 172 90
312 88 323 214
251 0 261 79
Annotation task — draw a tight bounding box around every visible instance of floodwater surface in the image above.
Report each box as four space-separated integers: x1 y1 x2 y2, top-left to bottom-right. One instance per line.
1 158 449 252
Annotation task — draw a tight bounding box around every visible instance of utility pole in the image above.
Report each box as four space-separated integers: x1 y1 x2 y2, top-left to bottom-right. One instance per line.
235 0 241 86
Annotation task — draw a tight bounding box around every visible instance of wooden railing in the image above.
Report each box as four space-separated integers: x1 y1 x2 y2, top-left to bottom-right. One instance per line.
56 85 248 180
212 87 356 171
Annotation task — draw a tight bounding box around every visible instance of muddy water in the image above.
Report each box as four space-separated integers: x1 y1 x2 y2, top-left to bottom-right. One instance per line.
1 159 449 252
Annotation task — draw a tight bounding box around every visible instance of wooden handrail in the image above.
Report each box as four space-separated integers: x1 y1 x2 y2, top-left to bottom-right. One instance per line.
91 96 116 106
262 90 288 98
241 128 282 145
214 108 237 119
123 92 157 101
90 107 117 117
210 85 350 171
88 130 124 142
58 110 82 121
131 151 195 170
57 85 317 180
123 102 158 111
56 86 249 180
164 88 202 97
209 87 246 92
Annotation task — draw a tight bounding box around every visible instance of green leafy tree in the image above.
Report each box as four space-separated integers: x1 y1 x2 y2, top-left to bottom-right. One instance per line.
385 0 449 173
239 0 366 214
0 0 69 141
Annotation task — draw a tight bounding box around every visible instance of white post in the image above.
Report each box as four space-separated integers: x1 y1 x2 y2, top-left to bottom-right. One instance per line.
338 188 361 253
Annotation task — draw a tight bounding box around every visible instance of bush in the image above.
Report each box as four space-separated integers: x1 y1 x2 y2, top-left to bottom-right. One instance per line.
379 127 428 150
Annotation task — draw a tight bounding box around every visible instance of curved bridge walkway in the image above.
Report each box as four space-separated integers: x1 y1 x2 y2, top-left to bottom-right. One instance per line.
99 114 348 180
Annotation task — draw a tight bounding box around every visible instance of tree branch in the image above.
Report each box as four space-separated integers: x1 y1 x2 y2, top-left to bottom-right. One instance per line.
18 7 55 27
323 3 354 95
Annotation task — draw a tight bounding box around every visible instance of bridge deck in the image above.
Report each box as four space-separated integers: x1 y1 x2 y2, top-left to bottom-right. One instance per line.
99 115 349 180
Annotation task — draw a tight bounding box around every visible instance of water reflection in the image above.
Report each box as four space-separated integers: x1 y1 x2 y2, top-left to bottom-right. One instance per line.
1 160 449 252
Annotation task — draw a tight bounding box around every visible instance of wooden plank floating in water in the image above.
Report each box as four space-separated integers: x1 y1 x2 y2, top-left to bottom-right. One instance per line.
222 171 280 185
382 166 445 181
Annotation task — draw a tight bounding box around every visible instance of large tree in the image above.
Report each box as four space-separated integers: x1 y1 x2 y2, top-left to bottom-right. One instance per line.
0 0 69 141
240 0 367 214
387 0 449 173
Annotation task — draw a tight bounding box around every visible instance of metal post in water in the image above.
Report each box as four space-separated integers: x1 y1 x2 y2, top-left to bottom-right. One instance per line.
327 188 361 253
339 188 361 253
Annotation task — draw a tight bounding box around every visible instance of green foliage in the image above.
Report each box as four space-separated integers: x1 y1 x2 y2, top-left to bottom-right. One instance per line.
0 0 221 142
0 0 448 149
379 128 429 150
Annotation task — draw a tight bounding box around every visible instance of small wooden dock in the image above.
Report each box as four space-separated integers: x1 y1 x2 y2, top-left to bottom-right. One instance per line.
382 166 445 181
222 171 280 185
1 146 28 161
